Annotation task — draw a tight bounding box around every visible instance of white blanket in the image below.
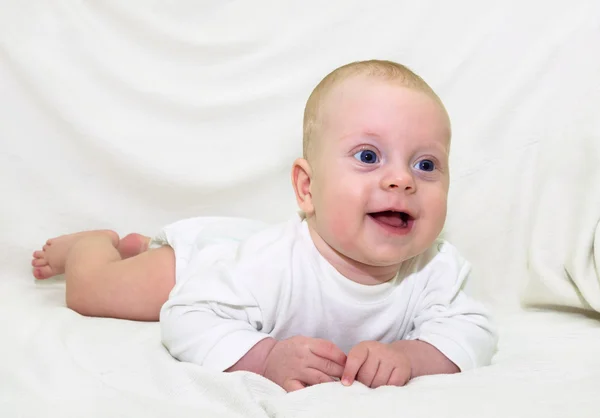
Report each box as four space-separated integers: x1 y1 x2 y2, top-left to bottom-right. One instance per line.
2 1 600 416
524 136 600 311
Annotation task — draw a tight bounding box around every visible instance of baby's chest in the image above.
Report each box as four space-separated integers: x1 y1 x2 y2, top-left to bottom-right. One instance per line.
269 292 415 352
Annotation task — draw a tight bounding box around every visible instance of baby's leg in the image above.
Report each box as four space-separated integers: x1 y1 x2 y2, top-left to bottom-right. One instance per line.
32 231 175 321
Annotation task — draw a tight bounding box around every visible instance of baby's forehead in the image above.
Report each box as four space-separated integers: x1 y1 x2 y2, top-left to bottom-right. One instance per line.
324 75 448 123
321 78 449 143
321 75 440 118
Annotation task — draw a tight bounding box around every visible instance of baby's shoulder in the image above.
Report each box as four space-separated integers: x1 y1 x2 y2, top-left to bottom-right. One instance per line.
177 216 305 288
404 239 471 280
233 215 306 262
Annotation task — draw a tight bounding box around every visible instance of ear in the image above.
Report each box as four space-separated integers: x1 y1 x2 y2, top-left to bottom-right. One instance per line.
291 158 315 216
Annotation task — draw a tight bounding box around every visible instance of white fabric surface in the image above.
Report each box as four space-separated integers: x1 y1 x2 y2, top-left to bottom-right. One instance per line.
159 216 496 372
2 0 600 416
524 136 600 312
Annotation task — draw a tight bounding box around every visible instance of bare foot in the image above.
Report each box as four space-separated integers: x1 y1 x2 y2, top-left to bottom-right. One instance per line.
117 233 151 259
31 230 119 280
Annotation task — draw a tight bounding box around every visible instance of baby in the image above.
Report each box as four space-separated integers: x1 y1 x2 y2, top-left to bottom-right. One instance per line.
32 60 497 392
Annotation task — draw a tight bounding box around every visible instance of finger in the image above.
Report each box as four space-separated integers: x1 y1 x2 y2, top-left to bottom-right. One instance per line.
356 357 380 388
371 363 393 389
341 345 369 386
300 368 336 387
309 339 347 366
284 379 306 392
388 367 410 387
308 355 345 378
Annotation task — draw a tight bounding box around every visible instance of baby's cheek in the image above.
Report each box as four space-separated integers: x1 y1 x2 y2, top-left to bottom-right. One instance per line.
328 208 349 237
325 206 355 249
319 179 360 249
428 194 448 235
434 192 448 217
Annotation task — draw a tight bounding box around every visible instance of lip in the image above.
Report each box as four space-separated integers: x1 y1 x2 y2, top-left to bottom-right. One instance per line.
367 211 415 236
374 206 416 219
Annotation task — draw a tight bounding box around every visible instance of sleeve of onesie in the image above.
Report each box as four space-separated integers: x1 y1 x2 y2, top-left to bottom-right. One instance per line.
159 242 282 372
405 242 498 371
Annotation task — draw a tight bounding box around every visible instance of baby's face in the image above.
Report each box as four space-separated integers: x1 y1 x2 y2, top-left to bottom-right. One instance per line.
308 76 450 268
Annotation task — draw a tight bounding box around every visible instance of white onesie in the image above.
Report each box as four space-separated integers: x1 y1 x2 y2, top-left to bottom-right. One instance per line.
157 215 497 373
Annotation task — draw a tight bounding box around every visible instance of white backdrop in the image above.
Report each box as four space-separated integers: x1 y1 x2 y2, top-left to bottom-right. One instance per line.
1 1 600 417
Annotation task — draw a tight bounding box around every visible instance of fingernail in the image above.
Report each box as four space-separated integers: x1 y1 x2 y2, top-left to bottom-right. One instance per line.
341 378 350 386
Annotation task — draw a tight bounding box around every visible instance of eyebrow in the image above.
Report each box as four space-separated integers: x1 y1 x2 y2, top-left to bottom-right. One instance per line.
339 130 450 154
337 130 379 143
419 141 450 156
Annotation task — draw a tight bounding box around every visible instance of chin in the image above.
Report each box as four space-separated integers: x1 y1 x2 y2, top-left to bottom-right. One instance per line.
361 252 409 267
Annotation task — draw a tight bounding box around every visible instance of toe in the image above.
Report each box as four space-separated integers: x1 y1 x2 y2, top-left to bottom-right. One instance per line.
32 258 48 267
33 250 44 259
33 265 54 280
43 244 50 251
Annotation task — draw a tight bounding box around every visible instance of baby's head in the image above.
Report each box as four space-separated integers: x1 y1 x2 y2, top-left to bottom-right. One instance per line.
292 60 451 276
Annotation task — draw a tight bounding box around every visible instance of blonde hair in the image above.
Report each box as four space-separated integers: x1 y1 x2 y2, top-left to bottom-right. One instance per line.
302 60 445 161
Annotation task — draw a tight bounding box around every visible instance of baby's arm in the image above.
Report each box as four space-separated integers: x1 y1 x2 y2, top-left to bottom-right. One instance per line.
160 248 271 372
225 338 278 375
390 339 459 376
160 244 346 391
403 247 498 374
342 244 497 387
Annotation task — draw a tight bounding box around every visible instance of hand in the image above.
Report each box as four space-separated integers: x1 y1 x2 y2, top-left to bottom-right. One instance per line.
262 336 347 392
341 341 411 389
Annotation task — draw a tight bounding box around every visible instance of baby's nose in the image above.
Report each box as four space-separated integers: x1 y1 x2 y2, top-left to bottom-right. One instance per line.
380 169 416 192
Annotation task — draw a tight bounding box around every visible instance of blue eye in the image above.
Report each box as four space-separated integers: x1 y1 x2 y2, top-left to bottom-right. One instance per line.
353 149 379 164
414 159 435 172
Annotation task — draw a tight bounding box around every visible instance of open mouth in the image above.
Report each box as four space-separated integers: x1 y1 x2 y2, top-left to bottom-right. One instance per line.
368 210 414 232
